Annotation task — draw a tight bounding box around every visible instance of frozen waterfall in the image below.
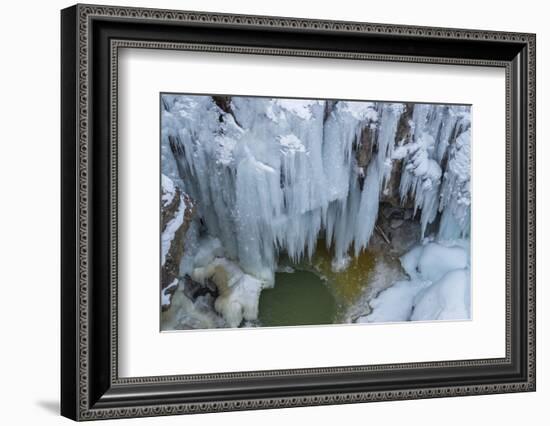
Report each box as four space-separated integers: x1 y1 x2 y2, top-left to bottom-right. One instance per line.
161 95 471 286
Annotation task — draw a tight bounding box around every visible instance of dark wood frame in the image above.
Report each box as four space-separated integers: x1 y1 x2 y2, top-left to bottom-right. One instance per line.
61 3 536 421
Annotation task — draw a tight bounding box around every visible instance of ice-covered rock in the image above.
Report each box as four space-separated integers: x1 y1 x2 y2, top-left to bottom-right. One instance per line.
192 256 265 328
359 240 470 323
357 280 431 323
438 129 472 240
160 174 195 310
411 269 470 321
416 242 468 282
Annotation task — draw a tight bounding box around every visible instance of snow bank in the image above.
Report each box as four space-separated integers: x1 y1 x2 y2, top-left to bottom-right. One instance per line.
360 240 471 323
416 242 468 282
411 269 470 321
358 280 430 323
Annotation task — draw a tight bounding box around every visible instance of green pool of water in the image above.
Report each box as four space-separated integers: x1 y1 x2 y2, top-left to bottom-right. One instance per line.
258 270 337 327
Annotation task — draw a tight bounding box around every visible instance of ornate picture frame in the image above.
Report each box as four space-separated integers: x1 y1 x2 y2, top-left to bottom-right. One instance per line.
61 3 536 421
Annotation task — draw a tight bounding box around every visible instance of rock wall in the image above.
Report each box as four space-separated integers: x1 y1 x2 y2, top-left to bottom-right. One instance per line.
160 175 195 310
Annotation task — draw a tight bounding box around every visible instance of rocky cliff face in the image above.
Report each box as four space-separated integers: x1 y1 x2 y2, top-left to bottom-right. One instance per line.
160 175 195 311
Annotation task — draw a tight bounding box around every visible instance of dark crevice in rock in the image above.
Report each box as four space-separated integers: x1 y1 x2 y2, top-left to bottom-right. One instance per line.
355 124 376 191
168 134 185 158
212 95 243 128
183 274 219 301
323 100 338 123
381 103 415 208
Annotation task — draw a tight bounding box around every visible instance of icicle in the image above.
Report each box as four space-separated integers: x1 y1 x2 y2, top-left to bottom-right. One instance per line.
438 129 471 240
161 95 471 285
353 160 380 256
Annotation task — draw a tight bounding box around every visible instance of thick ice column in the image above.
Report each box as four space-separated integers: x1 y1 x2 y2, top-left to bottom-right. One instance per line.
395 104 473 238
353 160 381 256
438 128 471 240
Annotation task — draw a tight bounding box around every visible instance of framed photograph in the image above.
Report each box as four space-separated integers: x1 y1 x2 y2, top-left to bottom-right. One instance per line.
61 4 536 421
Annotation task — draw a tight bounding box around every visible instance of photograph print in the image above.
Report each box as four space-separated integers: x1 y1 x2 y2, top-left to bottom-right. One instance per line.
159 94 471 331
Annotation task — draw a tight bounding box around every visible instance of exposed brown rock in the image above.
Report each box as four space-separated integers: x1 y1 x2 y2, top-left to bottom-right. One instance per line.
323 100 338 123
380 103 415 207
168 134 185 157
212 95 242 127
355 124 376 190
212 95 233 115
395 103 415 144
183 274 219 301
161 185 195 310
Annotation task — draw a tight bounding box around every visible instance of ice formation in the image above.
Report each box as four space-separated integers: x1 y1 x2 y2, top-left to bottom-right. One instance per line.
161 94 471 327
191 238 265 328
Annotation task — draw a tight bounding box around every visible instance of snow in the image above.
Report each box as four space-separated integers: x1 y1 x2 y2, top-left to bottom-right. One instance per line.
358 280 430 323
161 174 176 207
273 99 319 120
411 269 470 321
340 101 378 121
160 195 186 266
279 134 306 155
400 245 424 279
360 240 471 323
416 242 468 282
161 279 178 308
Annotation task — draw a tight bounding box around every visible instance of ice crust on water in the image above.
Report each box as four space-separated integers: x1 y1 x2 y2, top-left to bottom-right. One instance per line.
161 95 471 326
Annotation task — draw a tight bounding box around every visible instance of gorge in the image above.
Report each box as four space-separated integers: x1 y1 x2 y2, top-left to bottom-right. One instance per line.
159 94 472 330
